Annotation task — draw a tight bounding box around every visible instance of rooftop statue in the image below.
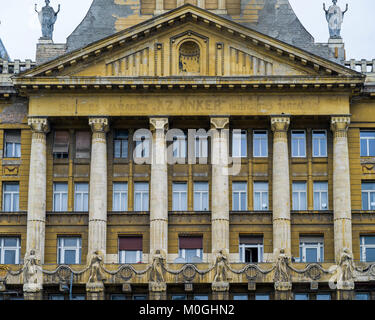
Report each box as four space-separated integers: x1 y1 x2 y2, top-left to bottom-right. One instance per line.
323 0 348 39
35 0 60 40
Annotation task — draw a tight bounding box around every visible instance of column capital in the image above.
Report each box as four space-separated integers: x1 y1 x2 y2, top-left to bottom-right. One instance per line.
28 117 49 134
149 117 168 132
210 117 229 130
89 117 109 133
271 115 290 132
331 115 351 133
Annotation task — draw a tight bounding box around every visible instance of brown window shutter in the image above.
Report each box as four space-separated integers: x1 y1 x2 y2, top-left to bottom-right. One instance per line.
75 131 91 158
53 131 70 153
119 237 143 251
179 236 203 249
5 130 21 143
239 236 263 245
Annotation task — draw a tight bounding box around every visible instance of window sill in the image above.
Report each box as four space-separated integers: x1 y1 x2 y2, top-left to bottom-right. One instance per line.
108 211 149 215
53 158 69 164
2 159 21 165
230 210 272 214
291 210 333 214
0 211 27 215
169 211 211 215
73 158 90 164
113 158 130 164
312 157 328 163
46 211 89 215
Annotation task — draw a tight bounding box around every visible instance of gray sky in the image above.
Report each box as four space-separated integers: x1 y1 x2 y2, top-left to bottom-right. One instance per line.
0 0 374 61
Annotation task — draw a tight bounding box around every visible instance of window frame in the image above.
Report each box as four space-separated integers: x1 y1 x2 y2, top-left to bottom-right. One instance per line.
179 248 203 263
3 182 19 212
253 130 268 158
172 182 188 211
239 242 264 263
313 181 329 211
292 181 307 211
360 131 375 157
361 182 375 211
0 237 21 264
195 135 208 158
4 130 21 158
134 182 149 212
299 237 324 263
360 235 375 262
253 181 269 211
291 130 306 158
232 129 247 158
112 182 128 212
312 130 328 158
232 181 248 211
57 236 82 265
119 249 142 264
113 130 129 159
172 133 187 159
74 182 89 212
53 182 68 212
193 181 209 211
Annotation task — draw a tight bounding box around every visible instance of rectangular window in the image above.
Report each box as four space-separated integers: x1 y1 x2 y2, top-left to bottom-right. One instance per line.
57 237 81 264
3 182 19 212
113 182 128 212
135 137 150 158
119 236 142 264
111 294 127 300
53 131 69 159
312 130 327 157
172 295 187 300
292 182 307 211
134 182 149 211
179 236 203 263
4 130 21 158
49 295 65 300
316 294 331 300
253 130 268 157
172 182 187 211
232 182 247 211
362 182 375 210
295 293 309 300
133 295 147 300
193 182 209 211
239 236 263 263
254 182 269 211
233 295 248 300
194 295 209 300
74 183 89 212
255 294 270 300
313 182 328 210
195 134 208 158
360 236 375 262
173 134 187 158
114 130 128 159
299 236 324 263
232 130 247 158
360 131 375 157
0 237 20 264
356 293 370 300
291 130 306 157
75 131 91 159
53 183 68 212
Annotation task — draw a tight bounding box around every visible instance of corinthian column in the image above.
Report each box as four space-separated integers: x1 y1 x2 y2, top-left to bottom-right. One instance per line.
331 116 352 262
26 117 49 264
149 118 169 259
210 117 230 258
88 117 109 259
271 116 291 258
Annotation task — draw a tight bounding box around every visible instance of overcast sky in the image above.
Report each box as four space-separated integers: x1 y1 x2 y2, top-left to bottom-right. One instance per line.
0 0 374 61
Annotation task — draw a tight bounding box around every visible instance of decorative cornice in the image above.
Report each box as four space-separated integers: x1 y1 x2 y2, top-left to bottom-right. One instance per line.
27 117 50 134
271 115 290 132
331 115 351 133
89 117 109 133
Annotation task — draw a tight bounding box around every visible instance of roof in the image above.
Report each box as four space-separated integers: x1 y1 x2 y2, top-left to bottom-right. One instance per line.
66 0 335 62
0 38 10 61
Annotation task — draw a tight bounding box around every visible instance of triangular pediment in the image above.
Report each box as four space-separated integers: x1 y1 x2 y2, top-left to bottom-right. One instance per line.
16 4 362 83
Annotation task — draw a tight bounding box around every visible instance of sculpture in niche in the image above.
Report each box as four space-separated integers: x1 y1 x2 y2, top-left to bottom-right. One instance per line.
213 250 228 283
150 250 165 283
23 250 40 285
323 0 348 39
337 248 355 283
274 249 290 283
179 41 200 74
87 251 106 283
35 0 61 40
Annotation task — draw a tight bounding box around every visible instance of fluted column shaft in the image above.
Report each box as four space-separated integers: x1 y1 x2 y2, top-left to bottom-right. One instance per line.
88 117 109 259
271 116 291 258
26 117 49 264
149 118 169 258
331 116 352 262
210 117 230 257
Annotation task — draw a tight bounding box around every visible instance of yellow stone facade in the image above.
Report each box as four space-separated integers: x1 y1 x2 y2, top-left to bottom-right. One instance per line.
0 4 374 300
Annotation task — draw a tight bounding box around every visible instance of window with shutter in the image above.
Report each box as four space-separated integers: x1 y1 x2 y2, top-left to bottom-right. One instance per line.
75 131 91 158
4 130 21 158
118 236 143 264
53 131 69 159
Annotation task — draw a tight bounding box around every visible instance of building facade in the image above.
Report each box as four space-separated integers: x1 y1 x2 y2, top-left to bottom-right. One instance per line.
0 0 375 300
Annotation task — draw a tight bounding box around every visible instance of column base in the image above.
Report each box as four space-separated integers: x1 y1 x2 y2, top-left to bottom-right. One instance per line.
336 289 354 300
149 282 167 300
274 282 293 300
86 282 105 300
212 282 229 300
24 291 43 300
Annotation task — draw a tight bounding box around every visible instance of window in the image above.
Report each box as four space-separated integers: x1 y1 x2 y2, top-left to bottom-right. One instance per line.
255 294 270 300
254 182 268 211
113 182 128 212
316 294 331 300
53 183 68 212
195 134 208 158
299 236 324 263
49 295 65 300
292 182 307 211
114 130 128 158
232 130 247 158
253 130 268 157
57 237 81 265
291 130 306 157
75 131 91 158
194 295 209 300
3 182 19 212
295 293 309 300
232 182 247 211
193 182 209 211
74 183 89 212
111 294 127 300
172 183 187 211
313 182 328 210
360 131 375 157
312 130 327 157
360 236 375 262
53 131 69 159
179 236 203 263
71 295 85 300
134 182 149 211
119 236 142 264
172 295 187 300
239 236 263 263
4 130 21 158
362 182 375 210
133 295 147 300
233 294 248 300
0 237 20 264
135 137 150 158
173 134 187 158
356 293 370 300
